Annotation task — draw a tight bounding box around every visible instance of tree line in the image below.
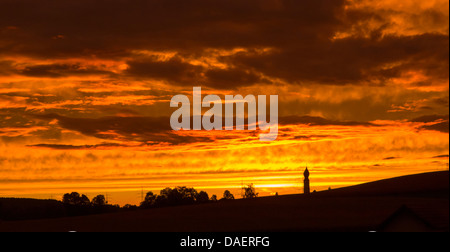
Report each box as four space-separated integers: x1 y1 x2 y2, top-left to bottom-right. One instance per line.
0 184 259 221
61 184 259 211
139 184 259 209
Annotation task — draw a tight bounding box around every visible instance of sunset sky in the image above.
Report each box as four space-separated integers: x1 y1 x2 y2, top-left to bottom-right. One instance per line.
0 0 448 206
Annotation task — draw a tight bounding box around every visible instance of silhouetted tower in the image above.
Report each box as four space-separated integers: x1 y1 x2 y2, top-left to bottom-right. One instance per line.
303 167 310 194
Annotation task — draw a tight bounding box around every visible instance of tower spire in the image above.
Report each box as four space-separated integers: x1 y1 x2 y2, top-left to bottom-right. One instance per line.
303 166 310 194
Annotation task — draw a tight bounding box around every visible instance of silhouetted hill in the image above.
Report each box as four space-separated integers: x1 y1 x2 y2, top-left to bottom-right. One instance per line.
0 197 122 221
314 171 449 198
0 198 66 221
0 171 448 232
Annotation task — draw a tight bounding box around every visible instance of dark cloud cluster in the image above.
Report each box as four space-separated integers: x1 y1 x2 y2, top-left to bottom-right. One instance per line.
125 57 204 85
125 56 270 89
225 33 448 86
410 114 449 123
27 143 128 150
1 0 446 89
420 121 449 133
411 114 449 133
0 0 345 57
34 113 170 138
27 113 377 147
278 115 376 127
19 63 113 78
31 113 214 145
433 154 449 158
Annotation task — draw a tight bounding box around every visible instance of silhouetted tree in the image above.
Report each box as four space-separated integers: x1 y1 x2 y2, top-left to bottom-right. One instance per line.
80 194 90 206
92 195 106 206
222 190 235 200
62 192 90 206
155 194 168 206
158 186 198 206
123 204 138 211
243 184 258 199
177 187 198 204
62 192 78 205
163 187 181 206
140 191 157 208
139 187 218 208
62 192 91 217
210 195 218 202
196 191 209 203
